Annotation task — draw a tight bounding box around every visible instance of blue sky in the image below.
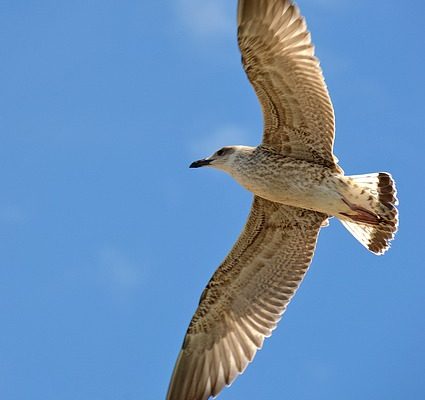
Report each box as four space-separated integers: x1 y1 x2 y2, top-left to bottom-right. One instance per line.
1 1 424 399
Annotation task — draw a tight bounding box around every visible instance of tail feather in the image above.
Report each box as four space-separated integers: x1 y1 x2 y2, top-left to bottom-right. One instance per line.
339 172 398 255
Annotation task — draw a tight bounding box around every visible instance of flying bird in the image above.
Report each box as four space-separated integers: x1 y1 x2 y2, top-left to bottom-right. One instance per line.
167 0 398 399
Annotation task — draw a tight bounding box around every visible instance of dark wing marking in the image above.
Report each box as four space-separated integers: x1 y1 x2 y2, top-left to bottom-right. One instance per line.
166 196 326 400
238 0 340 170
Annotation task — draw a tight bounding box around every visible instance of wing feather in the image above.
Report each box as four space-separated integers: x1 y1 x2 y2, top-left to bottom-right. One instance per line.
238 0 340 170
166 197 326 400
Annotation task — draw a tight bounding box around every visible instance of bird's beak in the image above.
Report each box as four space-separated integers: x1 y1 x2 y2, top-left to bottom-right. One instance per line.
189 158 212 168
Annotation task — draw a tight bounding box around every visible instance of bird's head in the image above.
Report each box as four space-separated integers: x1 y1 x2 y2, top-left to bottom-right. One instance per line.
189 145 254 172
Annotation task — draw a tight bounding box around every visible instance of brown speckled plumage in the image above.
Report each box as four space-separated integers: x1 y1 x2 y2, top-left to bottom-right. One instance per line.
167 199 326 400
238 0 340 171
167 1 398 399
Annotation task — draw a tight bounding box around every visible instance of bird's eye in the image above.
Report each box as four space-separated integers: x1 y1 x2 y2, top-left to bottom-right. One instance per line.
217 149 225 156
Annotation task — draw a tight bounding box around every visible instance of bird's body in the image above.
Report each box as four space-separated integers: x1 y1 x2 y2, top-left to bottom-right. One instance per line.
221 145 350 216
167 0 399 399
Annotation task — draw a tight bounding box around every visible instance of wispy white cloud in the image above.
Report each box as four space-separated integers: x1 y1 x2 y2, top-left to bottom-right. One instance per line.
189 125 253 157
304 358 334 383
97 247 144 292
176 0 233 38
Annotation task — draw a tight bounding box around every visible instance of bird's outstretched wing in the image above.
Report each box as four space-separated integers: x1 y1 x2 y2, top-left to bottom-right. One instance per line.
238 0 339 170
166 197 327 400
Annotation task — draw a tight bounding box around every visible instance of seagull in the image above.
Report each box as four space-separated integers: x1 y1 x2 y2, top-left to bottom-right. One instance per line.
167 0 398 399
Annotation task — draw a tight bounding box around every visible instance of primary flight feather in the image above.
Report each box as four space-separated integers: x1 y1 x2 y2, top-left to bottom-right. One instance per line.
166 1 398 399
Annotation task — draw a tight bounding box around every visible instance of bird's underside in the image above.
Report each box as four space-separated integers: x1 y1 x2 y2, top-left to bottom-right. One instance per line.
167 198 327 400
166 0 398 399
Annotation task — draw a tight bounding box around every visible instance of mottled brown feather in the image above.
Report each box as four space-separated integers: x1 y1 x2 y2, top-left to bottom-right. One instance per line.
166 197 326 400
238 0 340 170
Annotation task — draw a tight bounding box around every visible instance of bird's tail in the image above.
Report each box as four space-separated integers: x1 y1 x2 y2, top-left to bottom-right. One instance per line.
337 173 398 255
